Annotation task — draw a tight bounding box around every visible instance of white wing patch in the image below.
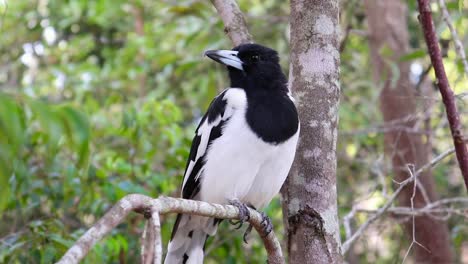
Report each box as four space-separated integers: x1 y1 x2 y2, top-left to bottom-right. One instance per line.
181 88 247 191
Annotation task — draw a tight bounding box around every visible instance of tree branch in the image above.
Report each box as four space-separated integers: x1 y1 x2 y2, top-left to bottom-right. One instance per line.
56 195 284 264
356 197 468 219
417 0 468 190
210 0 253 46
342 146 456 253
141 211 162 264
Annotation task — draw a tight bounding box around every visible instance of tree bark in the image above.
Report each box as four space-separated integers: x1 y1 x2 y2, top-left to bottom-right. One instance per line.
210 0 253 46
364 1 454 262
281 0 342 263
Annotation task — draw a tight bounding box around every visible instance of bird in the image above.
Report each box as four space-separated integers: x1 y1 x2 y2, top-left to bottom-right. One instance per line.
164 43 300 264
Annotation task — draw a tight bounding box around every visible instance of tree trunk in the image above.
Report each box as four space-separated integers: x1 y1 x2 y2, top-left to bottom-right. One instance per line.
281 0 342 263
364 1 454 262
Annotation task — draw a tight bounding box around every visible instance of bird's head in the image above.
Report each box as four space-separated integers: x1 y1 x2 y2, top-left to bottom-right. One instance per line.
204 43 286 91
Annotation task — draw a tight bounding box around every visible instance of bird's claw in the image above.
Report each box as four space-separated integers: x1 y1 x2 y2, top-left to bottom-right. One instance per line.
242 212 273 243
228 199 250 229
243 224 253 243
228 200 273 243
260 212 273 237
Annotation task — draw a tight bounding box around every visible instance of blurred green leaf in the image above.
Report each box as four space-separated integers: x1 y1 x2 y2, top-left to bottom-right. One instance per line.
1 0 466 263
399 49 426 61
58 106 91 169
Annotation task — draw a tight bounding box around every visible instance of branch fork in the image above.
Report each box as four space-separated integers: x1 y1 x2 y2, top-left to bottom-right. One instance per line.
56 195 284 264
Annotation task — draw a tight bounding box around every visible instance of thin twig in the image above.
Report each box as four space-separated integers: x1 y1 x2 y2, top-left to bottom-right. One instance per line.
415 63 432 91
341 108 436 136
56 195 284 264
438 0 468 76
401 165 430 263
342 146 456 253
357 207 468 219
417 0 468 189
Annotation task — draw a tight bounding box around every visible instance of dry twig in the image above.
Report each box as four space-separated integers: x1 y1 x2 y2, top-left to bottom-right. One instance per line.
342 147 456 253
356 197 468 220
401 165 430 263
438 0 468 76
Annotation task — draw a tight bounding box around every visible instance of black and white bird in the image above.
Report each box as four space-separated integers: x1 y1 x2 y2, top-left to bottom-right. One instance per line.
164 43 299 264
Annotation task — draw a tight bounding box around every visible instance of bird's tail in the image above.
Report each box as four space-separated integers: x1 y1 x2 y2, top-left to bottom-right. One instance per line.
164 214 220 264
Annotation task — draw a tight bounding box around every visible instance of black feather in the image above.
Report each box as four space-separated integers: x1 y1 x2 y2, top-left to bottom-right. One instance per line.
229 43 299 143
246 89 299 144
170 214 182 240
207 92 227 123
181 91 228 198
171 91 229 239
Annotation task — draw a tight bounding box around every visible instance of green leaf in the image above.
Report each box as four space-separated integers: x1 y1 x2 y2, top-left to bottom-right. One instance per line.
57 106 91 170
0 93 25 151
399 49 426 61
446 1 459 10
0 159 10 213
41 246 57 264
49 234 73 248
28 99 63 158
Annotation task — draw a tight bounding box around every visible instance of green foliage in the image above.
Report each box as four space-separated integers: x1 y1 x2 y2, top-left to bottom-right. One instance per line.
1 0 467 263
0 0 288 263
399 49 426 62
0 93 90 212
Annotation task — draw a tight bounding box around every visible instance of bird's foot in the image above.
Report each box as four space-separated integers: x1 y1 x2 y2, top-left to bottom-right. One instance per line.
259 212 273 236
242 211 273 243
228 199 251 229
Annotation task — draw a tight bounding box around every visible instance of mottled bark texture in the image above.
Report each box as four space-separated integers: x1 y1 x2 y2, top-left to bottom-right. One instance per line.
281 0 342 263
364 1 454 262
210 0 253 46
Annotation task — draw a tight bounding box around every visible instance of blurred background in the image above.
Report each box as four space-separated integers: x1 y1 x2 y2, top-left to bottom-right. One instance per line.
0 0 466 263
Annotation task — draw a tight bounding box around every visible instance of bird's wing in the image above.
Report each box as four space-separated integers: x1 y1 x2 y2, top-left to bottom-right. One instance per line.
166 89 232 262
181 89 233 199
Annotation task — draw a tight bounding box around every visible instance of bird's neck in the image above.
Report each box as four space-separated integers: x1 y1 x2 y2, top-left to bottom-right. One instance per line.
228 70 288 93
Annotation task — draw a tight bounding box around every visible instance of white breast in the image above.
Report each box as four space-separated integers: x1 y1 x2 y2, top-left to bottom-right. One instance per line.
244 128 299 208
199 88 299 208
199 91 267 204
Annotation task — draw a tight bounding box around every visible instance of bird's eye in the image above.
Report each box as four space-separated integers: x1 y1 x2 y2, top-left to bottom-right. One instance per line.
251 55 260 61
